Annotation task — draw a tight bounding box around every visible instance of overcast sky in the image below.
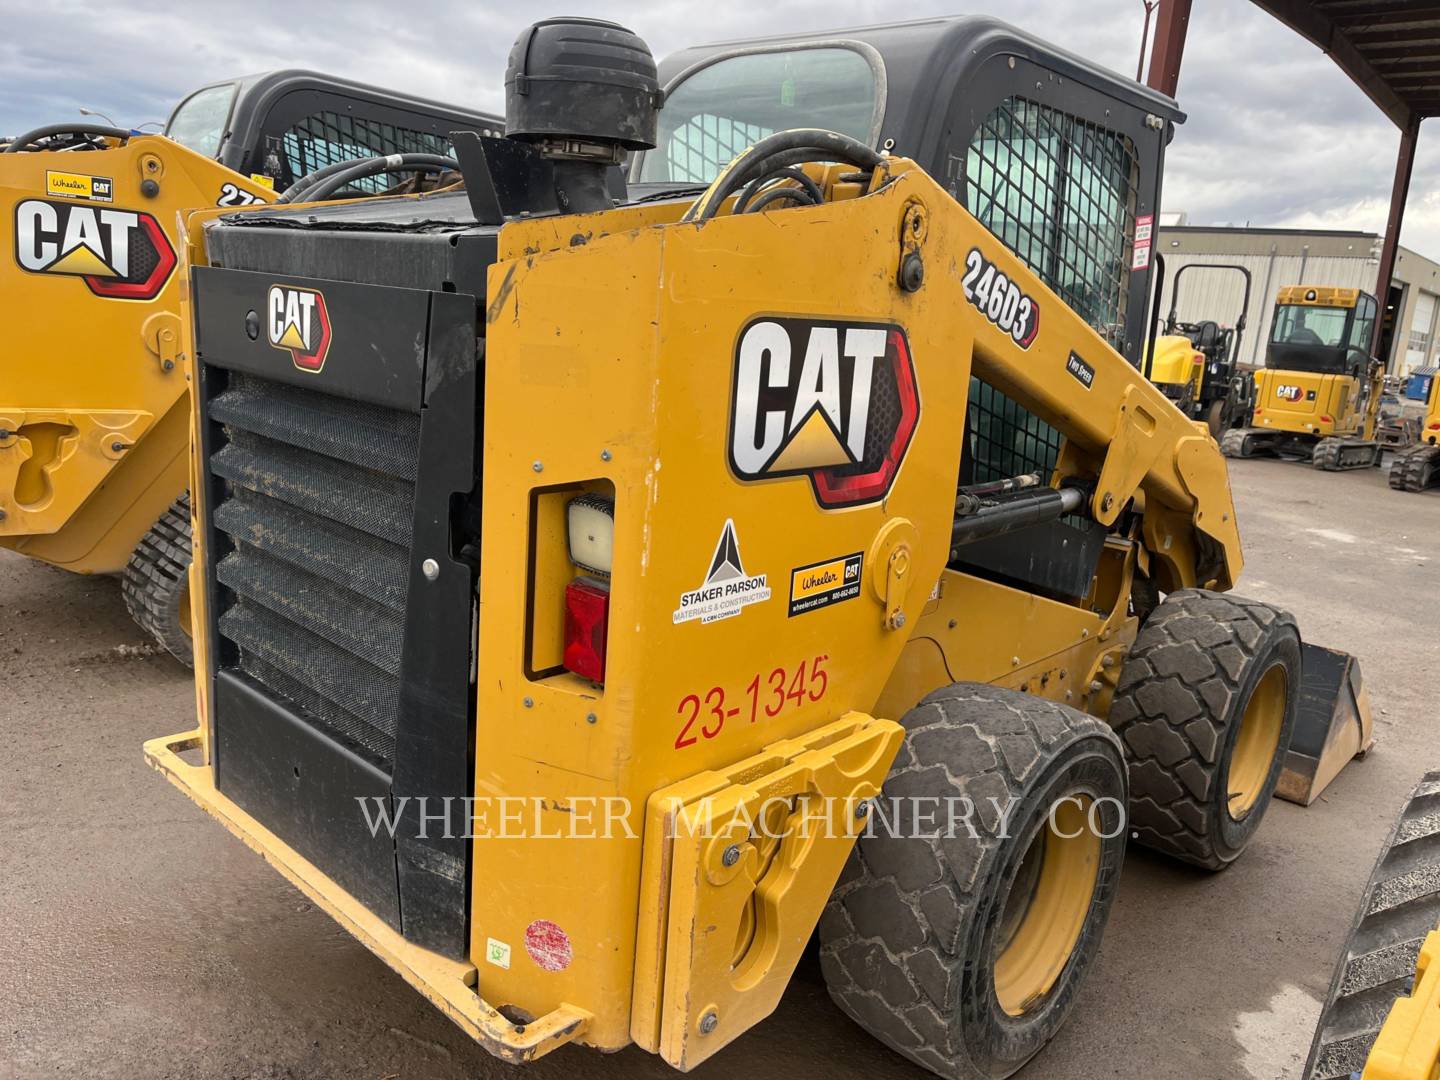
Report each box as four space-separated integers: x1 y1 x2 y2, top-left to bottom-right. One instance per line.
2 0 1436 254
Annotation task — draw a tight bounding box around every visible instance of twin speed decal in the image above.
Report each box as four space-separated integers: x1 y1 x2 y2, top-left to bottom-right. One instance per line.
14 199 175 299
672 519 771 625
961 247 1040 348
728 317 919 508
266 285 332 372
1065 351 1096 389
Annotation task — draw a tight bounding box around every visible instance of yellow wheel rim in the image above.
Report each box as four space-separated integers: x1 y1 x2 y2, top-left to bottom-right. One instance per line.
993 796 1101 1017
1227 663 1287 819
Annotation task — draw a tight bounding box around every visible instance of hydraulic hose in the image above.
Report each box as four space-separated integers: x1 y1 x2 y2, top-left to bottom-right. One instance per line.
949 487 1087 553
279 153 459 204
735 166 824 213
3 123 131 152
683 129 884 222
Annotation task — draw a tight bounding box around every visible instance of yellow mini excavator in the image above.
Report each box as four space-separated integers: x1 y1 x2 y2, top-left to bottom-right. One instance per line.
1389 374 1440 492
144 16 1375 1079
1 73 499 662
1222 286 1384 470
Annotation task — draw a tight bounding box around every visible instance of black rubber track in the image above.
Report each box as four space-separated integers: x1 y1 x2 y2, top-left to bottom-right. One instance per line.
1305 770 1440 1079
121 494 193 666
1389 444 1440 492
1313 437 1379 471
819 683 1127 1079
1220 427 1255 458
1110 589 1300 870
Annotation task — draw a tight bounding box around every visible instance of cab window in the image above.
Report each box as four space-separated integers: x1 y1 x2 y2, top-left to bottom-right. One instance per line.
1349 295 1377 353
166 83 238 158
638 47 878 183
1271 305 1349 348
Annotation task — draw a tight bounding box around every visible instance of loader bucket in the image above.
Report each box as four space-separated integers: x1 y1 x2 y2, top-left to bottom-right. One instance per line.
1275 643 1375 805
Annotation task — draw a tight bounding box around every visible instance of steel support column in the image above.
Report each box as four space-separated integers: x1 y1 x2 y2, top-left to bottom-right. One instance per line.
1372 112 1422 361
1146 0 1193 97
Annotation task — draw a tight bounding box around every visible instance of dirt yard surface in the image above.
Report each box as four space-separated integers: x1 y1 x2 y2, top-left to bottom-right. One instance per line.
1 458 1435 1080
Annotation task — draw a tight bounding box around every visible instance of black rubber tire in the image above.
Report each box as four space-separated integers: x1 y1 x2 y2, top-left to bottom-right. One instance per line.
1205 399 1226 439
1304 771 1440 1079
121 494 194 667
818 683 1127 1080
1111 589 1301 870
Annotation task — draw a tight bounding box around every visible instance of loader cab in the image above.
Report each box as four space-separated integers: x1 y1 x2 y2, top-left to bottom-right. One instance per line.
164 70 502 195
641 18 1179 366
1266 286 1378 380
640 18 1180 599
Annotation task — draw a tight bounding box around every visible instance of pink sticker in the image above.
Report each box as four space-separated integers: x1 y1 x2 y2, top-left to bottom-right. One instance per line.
524 919 572 972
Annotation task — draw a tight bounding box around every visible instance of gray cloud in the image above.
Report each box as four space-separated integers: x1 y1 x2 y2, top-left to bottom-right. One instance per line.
2 0 1435 254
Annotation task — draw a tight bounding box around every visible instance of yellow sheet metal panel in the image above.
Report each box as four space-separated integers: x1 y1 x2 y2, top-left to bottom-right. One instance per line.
1149 333 1204 389
0 135 273 572
465 162 1243 1048
1363 928 1440 1080
1252 369 1364 437
632 714 901 1069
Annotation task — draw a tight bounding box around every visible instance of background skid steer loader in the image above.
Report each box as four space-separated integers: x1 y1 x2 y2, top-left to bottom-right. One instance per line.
0 72 499 662
146 16 1375 1079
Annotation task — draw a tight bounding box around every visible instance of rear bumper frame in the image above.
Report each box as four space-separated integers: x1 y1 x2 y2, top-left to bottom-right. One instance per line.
143 730 591 1064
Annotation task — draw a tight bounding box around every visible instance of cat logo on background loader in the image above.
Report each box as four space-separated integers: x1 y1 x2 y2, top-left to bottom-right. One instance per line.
266 285 332 372
14 198 176 299
728 316 919 508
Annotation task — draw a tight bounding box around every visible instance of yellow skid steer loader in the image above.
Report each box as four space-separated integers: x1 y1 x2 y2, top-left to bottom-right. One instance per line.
146 17 1375 1078
1 72 499 662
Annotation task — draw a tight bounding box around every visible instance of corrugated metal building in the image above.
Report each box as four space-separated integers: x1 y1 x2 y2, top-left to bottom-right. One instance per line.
1152 222 1440 374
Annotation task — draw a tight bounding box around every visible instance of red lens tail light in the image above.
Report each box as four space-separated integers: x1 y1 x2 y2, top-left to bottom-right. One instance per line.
563 578 610 683
1320 415 1333 423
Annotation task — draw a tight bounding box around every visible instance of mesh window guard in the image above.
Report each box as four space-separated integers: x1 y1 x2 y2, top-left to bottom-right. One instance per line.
281 112 453 193
667 113 771 183
965 96 1139 349
961 96 1140 486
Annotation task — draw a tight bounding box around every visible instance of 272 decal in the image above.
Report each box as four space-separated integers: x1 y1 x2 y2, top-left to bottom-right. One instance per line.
218 182 265 207
961 247 1040 349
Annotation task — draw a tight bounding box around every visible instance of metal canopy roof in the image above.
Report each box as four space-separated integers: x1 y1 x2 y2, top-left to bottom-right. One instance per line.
1248 1 1440 125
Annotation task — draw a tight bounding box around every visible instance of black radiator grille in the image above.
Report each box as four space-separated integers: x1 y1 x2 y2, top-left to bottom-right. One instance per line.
209 371 419 766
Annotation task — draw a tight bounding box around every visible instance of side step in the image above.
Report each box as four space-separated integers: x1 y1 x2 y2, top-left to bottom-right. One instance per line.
1304 771 1440 1079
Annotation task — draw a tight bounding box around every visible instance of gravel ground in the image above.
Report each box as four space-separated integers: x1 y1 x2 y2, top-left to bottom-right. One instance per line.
0 456 1435 1080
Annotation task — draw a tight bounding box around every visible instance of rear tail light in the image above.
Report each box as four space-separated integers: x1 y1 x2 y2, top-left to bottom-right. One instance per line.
1253 408 1264 416
1320 415 1333 423
1428 422 1440 431
564 577 610 683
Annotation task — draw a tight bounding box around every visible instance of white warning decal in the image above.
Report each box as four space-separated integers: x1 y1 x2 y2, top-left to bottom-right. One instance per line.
672 519 771 625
